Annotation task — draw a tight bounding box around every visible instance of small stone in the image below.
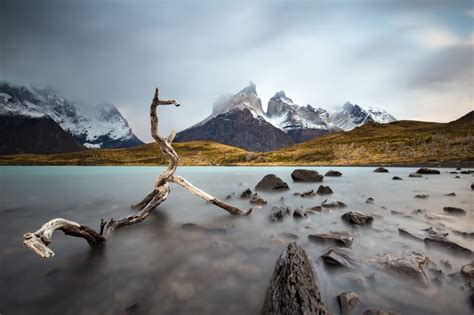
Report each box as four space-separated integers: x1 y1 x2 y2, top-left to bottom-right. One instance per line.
366 197 375 204
321 248 359 269
240 188 252 199
225 195 232 200
337 291 359 315
392 176 403 180
362 308 399 315
373 167 389 173
415 194 429 199
249 194 267 205
308 232 354 247
322 200 347 208
444 193 456 196
409 173 423 178
325 170 342 177
293 209 307 219
317 185 333 195
416 168 440 175
269 206 291 222
299 189 316 197
443 206 466 216
440 259 452 270
461 262 474 278
342 211 374 226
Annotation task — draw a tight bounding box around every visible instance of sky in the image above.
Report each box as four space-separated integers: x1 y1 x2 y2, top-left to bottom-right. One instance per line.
1 0 473 143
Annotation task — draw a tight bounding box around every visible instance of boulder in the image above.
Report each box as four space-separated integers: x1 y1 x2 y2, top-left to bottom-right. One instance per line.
416 168 440 175
325 170 342 177
321 248 359 269
269 206 291 222
240 188 252 199
255 174 290 191
322 199 347 208
342 211 374 226
443 206 466 216
461 262 474 278
249 194 267 205
392 176 403 180
338 291 359 315
367 251 431 286
291 169 323 182
317 185 333 195
308 232 354 247
262 242 331 315
293 209 308 219
373 167 389 173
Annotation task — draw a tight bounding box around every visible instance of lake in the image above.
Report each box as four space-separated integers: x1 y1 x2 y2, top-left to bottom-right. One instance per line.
0 166 473 315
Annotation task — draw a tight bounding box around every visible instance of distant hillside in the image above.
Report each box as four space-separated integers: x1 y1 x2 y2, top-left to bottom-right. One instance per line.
0 115 86 155
0 111 472 166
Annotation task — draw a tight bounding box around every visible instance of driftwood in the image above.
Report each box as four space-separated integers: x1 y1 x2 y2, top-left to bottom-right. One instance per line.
23 87 251 258
262 242 332 315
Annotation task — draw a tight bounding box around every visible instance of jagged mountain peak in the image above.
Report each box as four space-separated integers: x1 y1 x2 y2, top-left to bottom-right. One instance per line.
210 81 264 117
237 81 257 95
331 101 396 131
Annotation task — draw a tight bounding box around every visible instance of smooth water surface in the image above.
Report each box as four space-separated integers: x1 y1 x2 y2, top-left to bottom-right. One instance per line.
0 166 473 315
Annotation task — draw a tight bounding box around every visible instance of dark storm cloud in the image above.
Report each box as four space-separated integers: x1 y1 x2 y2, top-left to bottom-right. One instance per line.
1 0 473 141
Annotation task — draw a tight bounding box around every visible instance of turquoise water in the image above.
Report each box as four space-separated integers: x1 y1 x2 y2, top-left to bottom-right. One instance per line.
0 166 473 314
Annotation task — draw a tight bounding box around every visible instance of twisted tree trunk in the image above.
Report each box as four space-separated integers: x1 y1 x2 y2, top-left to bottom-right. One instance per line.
23 87 252 258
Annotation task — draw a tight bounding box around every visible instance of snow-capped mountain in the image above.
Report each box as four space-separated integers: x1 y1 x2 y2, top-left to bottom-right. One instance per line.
330 102 396 131
175 82 294 151
266 91 341 142
0 82 143 149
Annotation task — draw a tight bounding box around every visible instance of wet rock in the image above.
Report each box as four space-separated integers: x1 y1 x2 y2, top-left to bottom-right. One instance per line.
449 171 458 174
225 194 232 200
308 232 354 247
391 210 404 216
460 170 474 174
249 194 267 205
322 199 347 208
373 167 389 173
262 242 331 315
409 173 423 178
416 168 440 175
443 206 466 216
255 174 290 191
269 206 291 222
295 189 316 197
412 209 426 215
454 175 460 178
444 192 456 196
452 230 474 239
325 170 342 177
415 194 429 199
342 211 374 226
239 188 252 199
317 185 333 195
424 237 473 256
366 197 375 204
291 169 324 182
293 209 308 219
367 251 431 286
181 223 227 234
321 247 359 269
362 308 399 315
306 206 323 213
398 227 448 242
279 232 298 240
471 183 474 190
338 291 359 315
392 176 403 180
461 263 474 278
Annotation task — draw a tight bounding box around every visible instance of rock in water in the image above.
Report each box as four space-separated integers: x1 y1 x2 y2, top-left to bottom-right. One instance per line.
461 262 474 278
342 211 374 226
325 170 342 177
443 206 466 216
317 185 333 195
255 174 290 191
362 308 399 315
416 168 440 175
373 167 389 173
409 173 423 178
338 291 359 315
293 209 307 219
392 176 403 180
262 242 331 315
240 188 252 199
308 232 354 247
424 237 473 256
322 200 347 208
270 206 291 222
322 248 359 269
249 194 267 205
471 183 474 190
291 169 324 182
367 251 431 286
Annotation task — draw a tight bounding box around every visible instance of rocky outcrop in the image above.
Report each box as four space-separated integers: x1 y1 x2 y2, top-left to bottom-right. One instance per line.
255 174 290 191
291 169 324 182
262 242 332 315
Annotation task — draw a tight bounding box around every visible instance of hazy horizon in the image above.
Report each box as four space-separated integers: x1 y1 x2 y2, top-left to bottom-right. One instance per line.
1 0 473 142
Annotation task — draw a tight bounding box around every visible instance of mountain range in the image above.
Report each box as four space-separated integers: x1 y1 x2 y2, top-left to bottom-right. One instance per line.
0 82 143 153
175 82 396 151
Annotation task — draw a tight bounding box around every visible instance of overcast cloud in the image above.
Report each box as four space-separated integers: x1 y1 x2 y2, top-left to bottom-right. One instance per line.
1 0 473 142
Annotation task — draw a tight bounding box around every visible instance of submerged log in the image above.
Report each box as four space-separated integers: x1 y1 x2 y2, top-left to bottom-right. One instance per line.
23 87 251 258
262 242 332 315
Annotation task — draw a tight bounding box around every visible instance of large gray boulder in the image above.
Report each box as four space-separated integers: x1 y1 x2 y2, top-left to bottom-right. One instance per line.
255 174 290 191
291 169 324 182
